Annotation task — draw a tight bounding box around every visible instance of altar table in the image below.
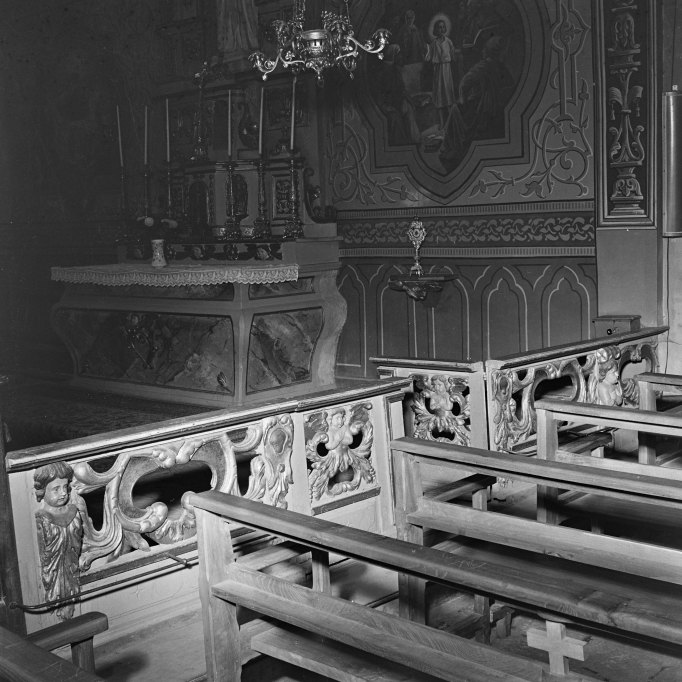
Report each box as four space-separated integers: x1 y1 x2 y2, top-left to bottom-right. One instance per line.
50 239 346 407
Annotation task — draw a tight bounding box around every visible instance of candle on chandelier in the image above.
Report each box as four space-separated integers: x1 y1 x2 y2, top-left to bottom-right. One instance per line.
227 90 232 159
289 77 296 152
258 86 264 157
116 105 124 168
144 105 148 166
165 98 170 163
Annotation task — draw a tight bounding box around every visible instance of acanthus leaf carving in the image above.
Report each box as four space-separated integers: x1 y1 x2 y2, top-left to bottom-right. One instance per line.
305 402 375 502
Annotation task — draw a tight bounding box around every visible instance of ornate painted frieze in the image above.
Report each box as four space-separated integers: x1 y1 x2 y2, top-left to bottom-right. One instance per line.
340 213 595 249
596 0 656 225
410 374 471 446
489 341 657 451
305 402 377 509
32 414 294 616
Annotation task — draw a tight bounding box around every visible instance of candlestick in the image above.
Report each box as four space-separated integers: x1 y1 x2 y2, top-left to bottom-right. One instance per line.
165 98 170 163
116 105 124 168
284 153 303 240
227 90 232 159
289 77 296 152
258 87 264 157
144 105 148 166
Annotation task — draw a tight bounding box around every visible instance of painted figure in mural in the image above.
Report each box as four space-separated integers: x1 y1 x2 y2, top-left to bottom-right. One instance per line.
439 35 514 172
424 15 458 127
587 347 624 407
34 461 83 620
374 44 421 145
395 9 425 65
217 0 259 55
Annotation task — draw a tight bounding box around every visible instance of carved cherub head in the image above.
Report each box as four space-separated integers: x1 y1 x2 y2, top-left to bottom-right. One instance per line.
34 461 74 508
594 346 621 382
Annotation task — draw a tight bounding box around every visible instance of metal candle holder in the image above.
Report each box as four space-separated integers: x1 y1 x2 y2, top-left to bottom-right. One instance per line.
142 163 152 219
252 158 271 239
165 161 174 219
221 160 242 241
283 153 304 240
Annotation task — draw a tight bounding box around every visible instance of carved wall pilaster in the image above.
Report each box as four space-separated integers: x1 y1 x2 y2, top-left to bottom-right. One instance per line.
596 0 657 226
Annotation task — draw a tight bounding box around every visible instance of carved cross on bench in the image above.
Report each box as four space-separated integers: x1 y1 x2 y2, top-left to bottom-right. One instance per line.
526 621 586 675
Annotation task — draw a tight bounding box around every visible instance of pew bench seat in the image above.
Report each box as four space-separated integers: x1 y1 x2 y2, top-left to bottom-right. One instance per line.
190 492 599 682
391 424 682 668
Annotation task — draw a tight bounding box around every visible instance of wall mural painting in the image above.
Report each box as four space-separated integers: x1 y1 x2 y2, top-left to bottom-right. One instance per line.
359 0 548 200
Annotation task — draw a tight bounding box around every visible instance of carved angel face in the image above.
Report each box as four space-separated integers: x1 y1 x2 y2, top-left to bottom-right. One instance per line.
43 477 70 508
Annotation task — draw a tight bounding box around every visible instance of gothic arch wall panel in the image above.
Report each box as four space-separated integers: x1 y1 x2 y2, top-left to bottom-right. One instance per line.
336 209 597 378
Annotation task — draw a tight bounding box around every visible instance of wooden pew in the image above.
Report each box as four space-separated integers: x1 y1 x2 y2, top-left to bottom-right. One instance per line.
0 612 107 681
189 491 598 682
391 431 682 674
635 371 682 463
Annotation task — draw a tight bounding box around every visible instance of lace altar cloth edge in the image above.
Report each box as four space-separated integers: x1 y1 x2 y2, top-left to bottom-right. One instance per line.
51 263 300 287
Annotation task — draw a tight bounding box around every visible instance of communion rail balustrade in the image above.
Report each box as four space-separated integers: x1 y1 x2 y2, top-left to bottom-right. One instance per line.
374 327 667 454
4 377 409 644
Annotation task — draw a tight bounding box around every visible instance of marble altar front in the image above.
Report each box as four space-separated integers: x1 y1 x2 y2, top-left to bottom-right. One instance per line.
51 237 346 407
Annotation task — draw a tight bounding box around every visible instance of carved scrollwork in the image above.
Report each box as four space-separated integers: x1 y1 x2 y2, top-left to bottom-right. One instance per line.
489 340 658 451
305 402 375 502
64 414 294 572
244 414 294 508
410 374 471 446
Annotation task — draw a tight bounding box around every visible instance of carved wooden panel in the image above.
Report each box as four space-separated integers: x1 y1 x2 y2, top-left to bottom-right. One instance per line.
595 0 657 226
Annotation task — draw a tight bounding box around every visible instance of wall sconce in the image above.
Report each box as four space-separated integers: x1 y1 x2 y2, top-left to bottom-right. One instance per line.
388 216 454 306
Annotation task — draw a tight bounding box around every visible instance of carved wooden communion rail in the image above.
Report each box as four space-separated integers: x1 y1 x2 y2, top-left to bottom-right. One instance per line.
375 326 667 453
391 397 682 676
4 377 409 642
189 491 598 682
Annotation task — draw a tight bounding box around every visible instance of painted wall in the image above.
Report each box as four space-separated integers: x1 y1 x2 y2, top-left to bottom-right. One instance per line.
0 0 670 382
320 0 598 372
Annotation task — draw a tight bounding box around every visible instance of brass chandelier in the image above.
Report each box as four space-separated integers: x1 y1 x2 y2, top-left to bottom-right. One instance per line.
249 0 389 85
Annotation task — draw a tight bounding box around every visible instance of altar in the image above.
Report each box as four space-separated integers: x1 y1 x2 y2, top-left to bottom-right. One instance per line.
50 236 346 407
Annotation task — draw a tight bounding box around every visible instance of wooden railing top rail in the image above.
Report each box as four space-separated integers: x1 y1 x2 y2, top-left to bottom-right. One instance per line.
187 491 632 631
635 372 682 388
371 356 484 373
485 326 667 370
535 398 682 434
390 437 682 506
5 377 410 473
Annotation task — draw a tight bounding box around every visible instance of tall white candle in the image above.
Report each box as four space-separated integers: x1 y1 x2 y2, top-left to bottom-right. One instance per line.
289 77 296 152
116 105 124 168
165 98 170 163
258 87 264 157
144 105 148 166
227 90 232 159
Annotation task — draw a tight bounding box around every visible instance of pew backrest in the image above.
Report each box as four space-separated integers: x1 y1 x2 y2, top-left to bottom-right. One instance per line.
189 491 597 681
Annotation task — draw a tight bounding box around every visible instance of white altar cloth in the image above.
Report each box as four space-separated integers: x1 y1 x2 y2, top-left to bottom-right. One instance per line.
51 263 300 287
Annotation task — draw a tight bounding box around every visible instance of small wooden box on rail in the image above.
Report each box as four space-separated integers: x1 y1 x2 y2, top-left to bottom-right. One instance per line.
391 416 682 673
189 491 598 682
